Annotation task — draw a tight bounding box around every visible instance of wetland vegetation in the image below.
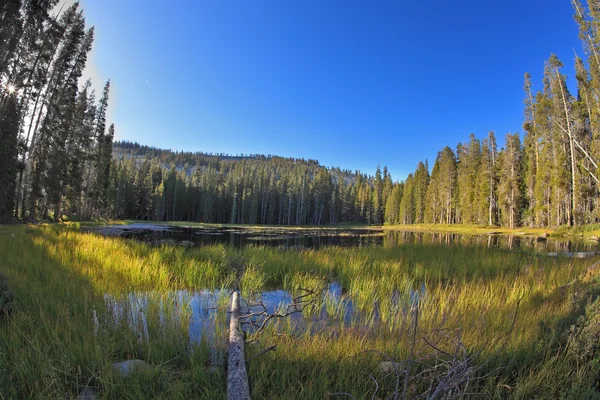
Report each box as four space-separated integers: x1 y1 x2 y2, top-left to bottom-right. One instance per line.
5 0 600 398
2 223 600 398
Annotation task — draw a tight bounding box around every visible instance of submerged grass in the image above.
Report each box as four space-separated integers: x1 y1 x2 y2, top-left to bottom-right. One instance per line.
0 224 599 398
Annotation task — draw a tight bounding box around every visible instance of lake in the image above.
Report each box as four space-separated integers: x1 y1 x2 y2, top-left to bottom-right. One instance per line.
88 222 600 253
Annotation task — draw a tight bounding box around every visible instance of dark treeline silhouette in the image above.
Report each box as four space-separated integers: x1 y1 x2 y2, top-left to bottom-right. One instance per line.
111 142 382 225
0 1 114 223
116 140 322 165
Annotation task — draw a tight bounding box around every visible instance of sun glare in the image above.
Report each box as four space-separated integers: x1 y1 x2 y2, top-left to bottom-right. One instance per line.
7 84 16 93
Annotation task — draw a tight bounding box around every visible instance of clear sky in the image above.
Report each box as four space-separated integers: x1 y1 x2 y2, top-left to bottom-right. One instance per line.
80 0 581 181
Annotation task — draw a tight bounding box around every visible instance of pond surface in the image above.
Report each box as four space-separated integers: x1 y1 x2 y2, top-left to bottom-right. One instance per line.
89 223 600 253
103 282 424 354
93 223 599 350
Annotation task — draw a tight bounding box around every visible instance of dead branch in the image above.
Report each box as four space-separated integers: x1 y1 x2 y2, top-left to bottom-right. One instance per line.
240 283 327 343
342 300 523 400
246 345 277 363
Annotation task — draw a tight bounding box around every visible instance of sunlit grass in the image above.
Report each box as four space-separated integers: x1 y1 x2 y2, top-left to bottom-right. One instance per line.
0 224 599 398
381 222 553 236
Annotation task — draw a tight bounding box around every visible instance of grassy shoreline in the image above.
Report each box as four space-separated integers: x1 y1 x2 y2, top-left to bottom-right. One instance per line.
2 224 600 397
22 219 600 241
123 220 558 237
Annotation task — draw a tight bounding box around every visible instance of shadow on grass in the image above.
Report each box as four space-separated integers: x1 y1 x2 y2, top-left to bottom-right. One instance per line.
0 225 226 399
3 224 596 398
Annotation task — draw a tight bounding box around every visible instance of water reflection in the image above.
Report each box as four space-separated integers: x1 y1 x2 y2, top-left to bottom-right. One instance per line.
89 223 600 253
382 231 600 253
102 282 427 347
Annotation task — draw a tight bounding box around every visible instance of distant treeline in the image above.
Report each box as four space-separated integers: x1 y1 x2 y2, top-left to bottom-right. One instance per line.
116 140 321 165
108 132 532 228
111 143 378 225
4 1 600 228
106 1 600 228
0 1 114 223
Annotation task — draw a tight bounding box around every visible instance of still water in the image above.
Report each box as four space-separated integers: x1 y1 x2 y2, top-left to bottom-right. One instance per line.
93 223 598 349
102 281 424 354
89 222 600 253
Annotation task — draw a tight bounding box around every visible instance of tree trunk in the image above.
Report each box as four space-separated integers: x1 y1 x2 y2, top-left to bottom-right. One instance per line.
227 291 251 400
556 69 577 226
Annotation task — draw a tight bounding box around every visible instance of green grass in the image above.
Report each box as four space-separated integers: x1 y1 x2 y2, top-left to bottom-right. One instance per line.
380 222 553 236
0 225 229 399
1 224 600 398
555 223 600 239
128 220 369 231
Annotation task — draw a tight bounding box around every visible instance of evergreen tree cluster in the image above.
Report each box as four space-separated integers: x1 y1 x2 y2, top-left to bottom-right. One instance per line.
389 1 600 229
3 1 600 228
108 2 600 229
110 142 387 225
0 1 114 222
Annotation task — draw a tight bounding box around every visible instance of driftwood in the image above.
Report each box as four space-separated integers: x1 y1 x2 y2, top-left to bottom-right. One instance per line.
227 291 251 400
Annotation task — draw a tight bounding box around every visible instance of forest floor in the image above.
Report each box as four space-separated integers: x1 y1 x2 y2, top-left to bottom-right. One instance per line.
2 223 600 398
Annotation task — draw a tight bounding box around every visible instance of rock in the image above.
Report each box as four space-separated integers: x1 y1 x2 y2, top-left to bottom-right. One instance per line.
536 236 547 242
77 386 99 400
112 359 151 377
378 361 402 374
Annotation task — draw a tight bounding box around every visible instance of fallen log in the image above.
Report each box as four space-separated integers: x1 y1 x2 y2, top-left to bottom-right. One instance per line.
543 252 600 259
227 290 251 400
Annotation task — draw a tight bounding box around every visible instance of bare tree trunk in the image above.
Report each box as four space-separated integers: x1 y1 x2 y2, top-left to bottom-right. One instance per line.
54 195 62 222
556 70 577 226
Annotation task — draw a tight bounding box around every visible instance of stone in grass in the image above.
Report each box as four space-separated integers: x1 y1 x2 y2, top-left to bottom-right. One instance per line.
77 386 99 400
378 361 402 374
112 359 152 378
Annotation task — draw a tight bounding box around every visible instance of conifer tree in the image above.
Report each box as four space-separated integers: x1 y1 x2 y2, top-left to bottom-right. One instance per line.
373 165 383 225
475 132 498 226
498 134 523 228
523 73 538 226
384 183 402 224
0 94 20 222
456 134 481 223
426 147 457 224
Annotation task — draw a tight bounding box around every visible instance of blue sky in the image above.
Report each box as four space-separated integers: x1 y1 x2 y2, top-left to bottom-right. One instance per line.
81 0 581 181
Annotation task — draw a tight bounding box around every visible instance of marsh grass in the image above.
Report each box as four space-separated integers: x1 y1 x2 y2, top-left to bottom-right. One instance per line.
0 224 599 398
380 223 552 236
0 225 228 398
